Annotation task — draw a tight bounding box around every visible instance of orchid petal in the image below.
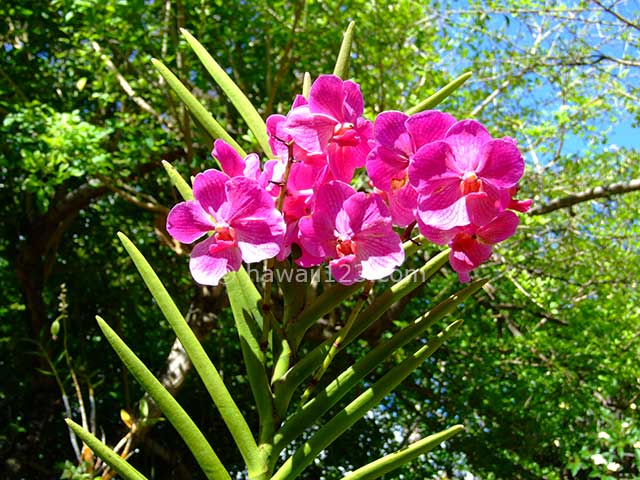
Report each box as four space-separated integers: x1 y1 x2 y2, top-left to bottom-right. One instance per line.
406 110 457 149
189 236 242 286
444 120 492 171
329 255 363 285
212 139 245 178
192 169 229 215
477 138 525 188
308 74 346 120
166 200 215 243
477 210 520 244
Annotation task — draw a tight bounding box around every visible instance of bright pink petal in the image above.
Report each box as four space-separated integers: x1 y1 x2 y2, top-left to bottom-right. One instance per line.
447 233 494 282
212 139 245 178
234 219 284 263
416 177 464 212
477 210 519 244
406 110 457 149
327 142 367 183
416 222 461 245
308 74 345 120
298 215 333 258
243 153 262 181
355 227 404 280
192 169 229 215
509 197 532 212
444 120 492 171
292 94 308 109
417 193 470 231
387 184 418 227
189 236 242 286
166 201 215 243
373 111 411 153
409 141 461 193
342 80 365 121
329 255 363 285
295 244 325 267
223 177 278 225
477 139 524 188
465 182 510 226
344 193 392 235
449 234 493 279
266 113 290 159
284 107 337 154
366 146 408 191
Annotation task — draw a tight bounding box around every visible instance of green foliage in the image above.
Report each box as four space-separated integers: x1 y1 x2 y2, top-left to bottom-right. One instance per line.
1 0 639 478
2 103 112 210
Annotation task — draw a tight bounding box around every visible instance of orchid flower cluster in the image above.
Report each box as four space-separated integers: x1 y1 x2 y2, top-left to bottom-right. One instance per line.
166 74 530 286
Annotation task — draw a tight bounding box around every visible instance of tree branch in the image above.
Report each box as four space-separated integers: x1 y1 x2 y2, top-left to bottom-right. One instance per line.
529 178 640 215
590 0 640 31
91 41 165 124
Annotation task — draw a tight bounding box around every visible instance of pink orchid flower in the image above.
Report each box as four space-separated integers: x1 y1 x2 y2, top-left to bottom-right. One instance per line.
283 75 373 183
409 119 525 230
212 139 285 197
366 110 456 226
420 210 520 282
166 169 285 285
297 181 404 285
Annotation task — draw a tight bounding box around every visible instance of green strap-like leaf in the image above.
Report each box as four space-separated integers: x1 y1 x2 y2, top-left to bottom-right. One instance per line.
273 279 485 455
151 58 246 155
96 317 230 480
333 21 355 78
280 249 450 398
65 419 148 480
117 232 264 477
341 425 464 480
224 269 275 445
162 160 194 200
289 282 362 347
272 320 464 480
405 72 473 115
180 29 273 157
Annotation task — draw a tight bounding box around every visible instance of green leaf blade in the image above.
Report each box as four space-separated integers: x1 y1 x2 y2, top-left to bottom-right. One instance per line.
274 278 485 454
406 72 473 115
116 232 264 476
334 21 356 78
342 425 464 480
272 320 464 480
151 58 246 155
65 419 148 480
96 317 230 480
162 160 193 201
180 29 273 157
224 268 275 445
280 249 451 397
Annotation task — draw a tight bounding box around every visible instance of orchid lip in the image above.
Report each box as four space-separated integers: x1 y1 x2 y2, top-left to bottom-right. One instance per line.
336 238 357 257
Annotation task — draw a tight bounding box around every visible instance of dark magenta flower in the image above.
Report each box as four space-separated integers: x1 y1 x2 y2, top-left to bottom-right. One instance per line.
166 169 285 285
409 119 525 230
297 181 404 285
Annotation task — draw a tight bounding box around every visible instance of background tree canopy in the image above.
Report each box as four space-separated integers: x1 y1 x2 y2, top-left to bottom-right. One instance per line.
1 0 638 478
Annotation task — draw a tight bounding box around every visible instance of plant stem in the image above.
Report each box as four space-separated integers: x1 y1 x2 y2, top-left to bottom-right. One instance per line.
300 281 372 404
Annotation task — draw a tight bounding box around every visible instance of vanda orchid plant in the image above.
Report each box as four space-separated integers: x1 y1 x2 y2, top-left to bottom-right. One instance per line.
66 23 530 480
